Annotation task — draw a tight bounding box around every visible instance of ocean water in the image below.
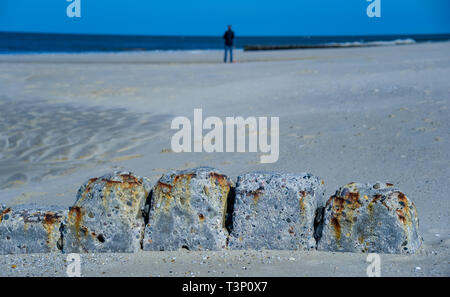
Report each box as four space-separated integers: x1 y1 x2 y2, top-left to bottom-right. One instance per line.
0 32 449 54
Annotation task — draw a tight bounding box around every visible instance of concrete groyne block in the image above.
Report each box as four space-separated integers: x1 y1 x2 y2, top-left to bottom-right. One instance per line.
0 204 66 254
143 167 231 251
228 172 325 250
317 182 422 254
62 171 151 253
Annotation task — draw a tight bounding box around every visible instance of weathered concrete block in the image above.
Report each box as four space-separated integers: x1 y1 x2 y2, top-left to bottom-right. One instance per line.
0 204 66 254
317 182 422 254
229 172 325 250
143 167 231 251
62 171 151 253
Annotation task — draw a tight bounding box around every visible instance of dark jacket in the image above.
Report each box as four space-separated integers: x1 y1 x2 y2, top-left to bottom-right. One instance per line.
223 30 234 46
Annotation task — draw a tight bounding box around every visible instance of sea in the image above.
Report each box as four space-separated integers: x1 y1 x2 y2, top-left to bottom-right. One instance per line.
0 32 449 54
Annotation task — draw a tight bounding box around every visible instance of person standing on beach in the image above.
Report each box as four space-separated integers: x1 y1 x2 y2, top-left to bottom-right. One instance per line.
223 25 235 63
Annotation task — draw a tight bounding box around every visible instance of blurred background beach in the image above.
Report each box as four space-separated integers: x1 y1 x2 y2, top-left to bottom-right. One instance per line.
1 31 449 53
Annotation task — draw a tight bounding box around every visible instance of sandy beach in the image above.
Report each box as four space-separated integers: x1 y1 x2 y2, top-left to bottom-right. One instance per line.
0 41 449 276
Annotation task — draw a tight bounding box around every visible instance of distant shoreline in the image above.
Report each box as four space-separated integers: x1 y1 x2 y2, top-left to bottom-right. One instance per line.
1 32 449 54
243 38 417 51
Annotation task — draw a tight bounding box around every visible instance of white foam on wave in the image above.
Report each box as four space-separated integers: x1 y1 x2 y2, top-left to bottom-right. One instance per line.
326 38 416 47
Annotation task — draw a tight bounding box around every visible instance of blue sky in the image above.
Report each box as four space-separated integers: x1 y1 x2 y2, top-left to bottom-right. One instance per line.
0 0 449 36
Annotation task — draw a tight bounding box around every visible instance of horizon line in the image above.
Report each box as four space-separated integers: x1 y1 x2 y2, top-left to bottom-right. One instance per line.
2 31 450 38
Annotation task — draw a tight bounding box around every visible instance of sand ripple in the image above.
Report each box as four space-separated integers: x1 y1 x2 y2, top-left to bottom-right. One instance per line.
0 97 170 189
